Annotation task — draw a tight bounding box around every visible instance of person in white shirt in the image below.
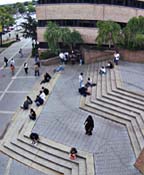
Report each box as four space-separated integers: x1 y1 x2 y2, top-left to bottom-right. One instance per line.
39 91 46 101
10 58 15 66
59 52 65 64
99 66 106 75
114 51 120 65
79 72 83 88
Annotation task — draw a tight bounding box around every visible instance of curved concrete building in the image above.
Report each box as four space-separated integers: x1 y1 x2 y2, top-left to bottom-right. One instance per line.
36 0 144 48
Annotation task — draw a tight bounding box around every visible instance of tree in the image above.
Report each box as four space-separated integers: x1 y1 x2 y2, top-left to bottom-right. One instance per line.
122 16 144 49
44 22 83 53
44 22 62 54
27 3 36 13
96 20 121 50
70 30 83 50
21 14 37 41
15 2 26 15
0 7 15 27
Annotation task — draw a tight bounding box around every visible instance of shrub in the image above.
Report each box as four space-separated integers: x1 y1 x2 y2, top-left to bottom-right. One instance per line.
40 50 57 60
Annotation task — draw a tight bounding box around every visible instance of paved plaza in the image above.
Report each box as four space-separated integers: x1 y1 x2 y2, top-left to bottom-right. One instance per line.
0 38 144 175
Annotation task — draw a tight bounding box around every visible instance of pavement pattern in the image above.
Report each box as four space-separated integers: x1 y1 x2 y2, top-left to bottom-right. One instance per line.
0 39 144 175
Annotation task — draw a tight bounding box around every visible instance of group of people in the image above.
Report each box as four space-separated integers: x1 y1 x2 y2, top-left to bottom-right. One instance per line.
29 114 94 156
3 50 41 77
99 51 120 75
59 52 69 64
78 72 96 97
59 50 83 65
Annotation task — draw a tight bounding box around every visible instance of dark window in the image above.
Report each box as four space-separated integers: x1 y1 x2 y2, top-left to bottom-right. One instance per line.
37 0 144 8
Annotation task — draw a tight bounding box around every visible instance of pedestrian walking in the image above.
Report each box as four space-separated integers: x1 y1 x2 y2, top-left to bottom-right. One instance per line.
4 57 8 67
84 115 94 135
79 72 83 88
19 48 23 58
34 63 40 76
24 62 28 74
114 51 120 65
10 64 15 76
10 58 15 66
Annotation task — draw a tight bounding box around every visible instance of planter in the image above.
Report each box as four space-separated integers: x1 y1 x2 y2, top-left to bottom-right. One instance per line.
81 48 144 63
40 56 60 66
119 49 144 63
81 48 114 64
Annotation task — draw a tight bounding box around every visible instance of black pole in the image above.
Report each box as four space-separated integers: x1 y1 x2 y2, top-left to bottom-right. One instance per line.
0 33 2 46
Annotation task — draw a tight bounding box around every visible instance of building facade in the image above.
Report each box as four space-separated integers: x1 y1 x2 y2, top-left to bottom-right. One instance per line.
36 0 144 49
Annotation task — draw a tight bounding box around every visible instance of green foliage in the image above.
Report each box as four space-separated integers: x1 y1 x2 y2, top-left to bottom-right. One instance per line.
0 7 15 27
70 30 83 48
15 2 26 14
44 22 83 53
44 22 62 54
21 14 37 40
96 20 121 49
27 4 35 13
40 50 57 60
122 16 144 49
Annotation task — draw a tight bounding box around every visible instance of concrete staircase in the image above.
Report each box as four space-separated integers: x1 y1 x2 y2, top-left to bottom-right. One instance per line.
0 72 94 175
80 61 144 162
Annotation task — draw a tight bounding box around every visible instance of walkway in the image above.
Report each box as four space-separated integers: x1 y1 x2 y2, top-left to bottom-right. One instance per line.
0 38 143 175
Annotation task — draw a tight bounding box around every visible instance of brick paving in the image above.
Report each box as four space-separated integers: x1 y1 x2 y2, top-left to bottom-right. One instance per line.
119 61 144 93
33 64 141 175
0 39 143 175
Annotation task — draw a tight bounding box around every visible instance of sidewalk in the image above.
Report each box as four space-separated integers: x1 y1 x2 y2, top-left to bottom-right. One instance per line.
0 40 143 175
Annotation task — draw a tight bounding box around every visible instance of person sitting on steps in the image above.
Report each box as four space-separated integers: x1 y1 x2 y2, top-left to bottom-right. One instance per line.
35 95 44 107
78 84 91 97
106 61 114 69
29 108 36 120
85 77 96 88
20 96 33 110
41 86 49 96
69 147 77 160
99 66 106 75
40 72 51 84
30 132 39 145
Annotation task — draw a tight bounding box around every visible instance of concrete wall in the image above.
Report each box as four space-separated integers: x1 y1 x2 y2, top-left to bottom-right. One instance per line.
120 49 144 62
37 27 98 44
82 49 144 64
36 4 144 23
36 4 144 44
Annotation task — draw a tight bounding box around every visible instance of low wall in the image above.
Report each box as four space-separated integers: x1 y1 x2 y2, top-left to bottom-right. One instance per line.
82 48 144 64
82 48 114 64
40 56 60 66
120 50 144 63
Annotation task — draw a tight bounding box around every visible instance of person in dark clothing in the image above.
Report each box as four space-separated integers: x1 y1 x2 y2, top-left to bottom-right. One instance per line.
20 96 33 110
35 95 44 106
34 63 40 76
85 77 96 88
40 72 51 84
27 96 33 105
79 85 91 97
30 132 39 145
106 61 114 69
4 57 8 67
42 87 49 95
29 108 36 120
20 100 29 110
69 147 78 160
24 62 28 74
84 115 94 135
